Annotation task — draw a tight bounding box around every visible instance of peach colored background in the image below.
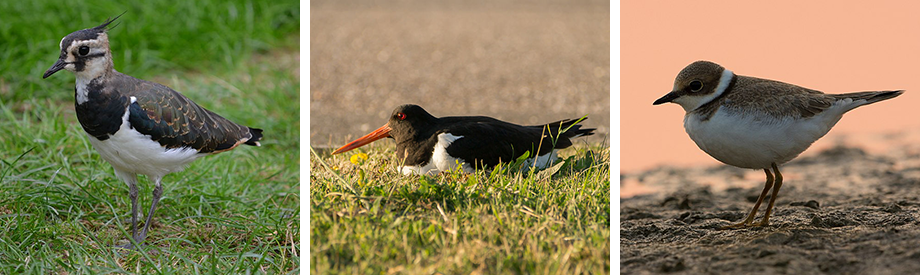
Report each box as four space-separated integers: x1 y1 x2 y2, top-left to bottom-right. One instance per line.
622 1 920 173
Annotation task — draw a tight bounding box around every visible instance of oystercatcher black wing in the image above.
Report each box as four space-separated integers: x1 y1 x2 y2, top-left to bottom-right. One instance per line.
439 116 594 169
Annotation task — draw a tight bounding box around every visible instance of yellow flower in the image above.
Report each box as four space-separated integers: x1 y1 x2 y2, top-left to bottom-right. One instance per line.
350 153 369 164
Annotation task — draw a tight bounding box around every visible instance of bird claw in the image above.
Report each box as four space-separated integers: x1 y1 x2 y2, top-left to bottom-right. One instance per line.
114 242 137 250
719 219 770 230
719 222 751 230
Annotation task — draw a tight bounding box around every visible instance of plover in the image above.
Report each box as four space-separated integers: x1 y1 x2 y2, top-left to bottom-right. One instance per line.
43 15 263 248
332 104 594 175
653 60 902 229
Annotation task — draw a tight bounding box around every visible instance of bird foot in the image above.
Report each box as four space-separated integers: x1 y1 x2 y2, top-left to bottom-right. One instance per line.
114 242 139 250
719 220 770 230
113 234 149 250
719 222 751 230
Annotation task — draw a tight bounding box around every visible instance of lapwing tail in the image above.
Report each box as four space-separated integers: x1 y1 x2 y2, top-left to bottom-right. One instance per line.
246 128 263 146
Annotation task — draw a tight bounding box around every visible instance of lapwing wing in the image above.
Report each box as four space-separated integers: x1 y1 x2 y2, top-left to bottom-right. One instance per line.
43 15 263 248
333 104 593 175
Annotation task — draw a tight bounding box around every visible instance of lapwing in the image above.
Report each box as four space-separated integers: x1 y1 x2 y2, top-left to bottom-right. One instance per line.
43 15 263 248
333 104 594 175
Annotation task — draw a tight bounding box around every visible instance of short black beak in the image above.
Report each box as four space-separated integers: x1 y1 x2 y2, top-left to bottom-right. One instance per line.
653 91 680 105
43 59 67 79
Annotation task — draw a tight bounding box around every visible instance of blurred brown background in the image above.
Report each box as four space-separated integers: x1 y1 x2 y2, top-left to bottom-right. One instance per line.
310 0 610 148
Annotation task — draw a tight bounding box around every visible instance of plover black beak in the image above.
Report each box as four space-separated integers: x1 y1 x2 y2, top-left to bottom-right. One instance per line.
43 59 67 79
653 91 680 105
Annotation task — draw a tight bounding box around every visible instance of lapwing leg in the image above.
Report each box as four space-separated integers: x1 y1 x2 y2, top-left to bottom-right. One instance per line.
113 170 141 249
753 163 784 227
720 167 774 230
128 179 140 240
136 177 164 245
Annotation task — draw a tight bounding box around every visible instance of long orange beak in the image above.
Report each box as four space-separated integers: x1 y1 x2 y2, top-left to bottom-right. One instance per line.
332 123 392 154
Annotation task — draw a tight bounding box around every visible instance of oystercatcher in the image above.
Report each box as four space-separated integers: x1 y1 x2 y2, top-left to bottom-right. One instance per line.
333 104 594 175
43 15 262 248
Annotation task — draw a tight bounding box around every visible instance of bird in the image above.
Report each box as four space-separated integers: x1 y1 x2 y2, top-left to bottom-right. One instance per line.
332 104 594 175
653 60 902 229
42 15 263 248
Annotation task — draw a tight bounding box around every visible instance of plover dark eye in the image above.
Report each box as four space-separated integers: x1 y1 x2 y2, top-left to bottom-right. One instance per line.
689 80 703 92
78 46 90 56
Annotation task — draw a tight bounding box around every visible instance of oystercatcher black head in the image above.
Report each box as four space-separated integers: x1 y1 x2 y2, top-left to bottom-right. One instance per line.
334 104 594 175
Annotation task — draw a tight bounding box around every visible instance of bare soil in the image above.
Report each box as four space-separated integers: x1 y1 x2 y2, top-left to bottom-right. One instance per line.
621 144 920 274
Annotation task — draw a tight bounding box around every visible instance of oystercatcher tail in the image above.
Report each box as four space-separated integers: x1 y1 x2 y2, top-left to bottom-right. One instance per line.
43 15 262 248
333 104 594 175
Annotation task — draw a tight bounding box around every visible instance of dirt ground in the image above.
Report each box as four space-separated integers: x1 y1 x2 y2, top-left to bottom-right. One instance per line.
310 0 610 147
621 141 920 274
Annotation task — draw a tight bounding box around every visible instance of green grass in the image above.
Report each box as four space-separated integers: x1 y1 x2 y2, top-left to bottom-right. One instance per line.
0 2 299 273
310 143 610 274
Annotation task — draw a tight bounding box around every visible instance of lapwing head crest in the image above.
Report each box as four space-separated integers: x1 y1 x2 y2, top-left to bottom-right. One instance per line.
43 13 124 79
654 60 735 112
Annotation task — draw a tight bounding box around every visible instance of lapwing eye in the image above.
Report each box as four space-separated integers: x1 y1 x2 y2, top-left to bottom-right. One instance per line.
78 46 90 56
688 80 703 92
396 113 407 120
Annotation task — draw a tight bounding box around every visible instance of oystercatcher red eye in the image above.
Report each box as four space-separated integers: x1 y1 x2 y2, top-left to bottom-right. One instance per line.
396 113 407 120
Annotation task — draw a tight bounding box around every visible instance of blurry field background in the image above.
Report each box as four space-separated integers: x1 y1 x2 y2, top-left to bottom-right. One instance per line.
0 0 298 273
310 0 610 147
311 0 610 273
